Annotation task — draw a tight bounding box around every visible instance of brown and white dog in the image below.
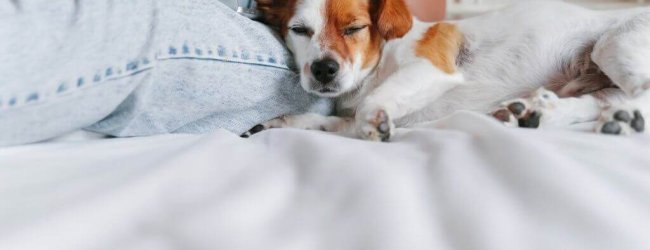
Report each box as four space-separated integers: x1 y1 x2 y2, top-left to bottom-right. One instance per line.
247 0 650 141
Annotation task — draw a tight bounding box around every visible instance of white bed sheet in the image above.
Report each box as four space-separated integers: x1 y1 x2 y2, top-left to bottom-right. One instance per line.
1 111 650 250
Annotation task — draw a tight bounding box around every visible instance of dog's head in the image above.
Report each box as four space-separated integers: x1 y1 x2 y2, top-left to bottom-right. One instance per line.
257 0 413 97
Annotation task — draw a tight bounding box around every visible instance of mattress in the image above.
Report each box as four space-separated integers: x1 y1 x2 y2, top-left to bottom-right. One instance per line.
1 111 650 250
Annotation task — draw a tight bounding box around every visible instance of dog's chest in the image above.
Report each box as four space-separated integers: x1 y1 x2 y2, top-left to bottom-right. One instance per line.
336 47 404 117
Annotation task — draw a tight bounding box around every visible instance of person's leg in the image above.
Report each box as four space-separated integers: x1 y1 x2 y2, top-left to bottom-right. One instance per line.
0 0 158 146
0 0 330 146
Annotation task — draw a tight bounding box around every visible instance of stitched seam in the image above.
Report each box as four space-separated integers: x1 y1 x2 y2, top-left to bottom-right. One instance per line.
0 43 295 111
157 56 294 71
156 43 295 70
0 57 154 111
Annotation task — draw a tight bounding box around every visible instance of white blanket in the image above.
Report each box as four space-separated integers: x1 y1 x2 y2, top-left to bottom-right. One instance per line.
2 112 650 250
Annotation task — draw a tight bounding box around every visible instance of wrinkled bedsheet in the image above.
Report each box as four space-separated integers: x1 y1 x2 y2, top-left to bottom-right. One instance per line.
1 112 650 250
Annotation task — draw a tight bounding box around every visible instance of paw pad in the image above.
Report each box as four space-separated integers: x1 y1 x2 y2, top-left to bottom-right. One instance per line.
492 88 555 129
360 109 392 142
631 110 645 132
613 110 631 122
518 111 541 128
600 121 622 135
598 109 645 135
492 109 513 122
507 102 526 117
371 110 391 142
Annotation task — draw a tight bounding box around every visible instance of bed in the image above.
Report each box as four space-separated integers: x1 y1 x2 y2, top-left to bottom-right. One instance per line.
2 111 649 250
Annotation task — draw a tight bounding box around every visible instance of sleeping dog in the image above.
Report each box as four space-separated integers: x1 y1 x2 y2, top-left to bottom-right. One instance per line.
246 0 650 141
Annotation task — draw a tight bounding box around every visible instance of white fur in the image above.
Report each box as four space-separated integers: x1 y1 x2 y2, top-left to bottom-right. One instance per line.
259 1 650 140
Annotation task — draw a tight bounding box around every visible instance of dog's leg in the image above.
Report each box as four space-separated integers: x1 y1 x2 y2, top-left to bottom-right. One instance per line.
493 87 625 129
241 113 353 137
592 13 650 97
355 61 464 141
590 13 650 134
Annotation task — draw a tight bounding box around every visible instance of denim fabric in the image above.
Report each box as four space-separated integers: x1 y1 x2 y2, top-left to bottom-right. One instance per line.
218 0 255 11
0 0 332 146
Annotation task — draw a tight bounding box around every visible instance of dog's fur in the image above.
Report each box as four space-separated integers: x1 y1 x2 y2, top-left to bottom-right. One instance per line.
249 0 650 141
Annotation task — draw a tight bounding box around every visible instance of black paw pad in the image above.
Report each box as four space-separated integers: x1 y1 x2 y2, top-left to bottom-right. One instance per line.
601 121 622 135
507 102 526 116
249 124 265 134
518 111 541 128
631 110 645 132
613 110 631 122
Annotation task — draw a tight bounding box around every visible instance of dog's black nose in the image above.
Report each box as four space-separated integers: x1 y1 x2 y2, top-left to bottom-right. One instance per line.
311 59 339 84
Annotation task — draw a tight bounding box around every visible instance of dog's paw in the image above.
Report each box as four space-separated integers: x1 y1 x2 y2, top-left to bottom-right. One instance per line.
492 88 557 129
240 124 265 138
596 107 645 135
357 109 393 142
492 100 533 127
240 116 288 138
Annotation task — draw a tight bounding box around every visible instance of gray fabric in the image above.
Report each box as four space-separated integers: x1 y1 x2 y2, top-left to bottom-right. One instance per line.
0 0 331 146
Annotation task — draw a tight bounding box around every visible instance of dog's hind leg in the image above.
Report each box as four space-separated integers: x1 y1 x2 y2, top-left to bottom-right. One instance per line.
493 87 624 130
590 12 650 134
493 86 648 135
592 12 650 97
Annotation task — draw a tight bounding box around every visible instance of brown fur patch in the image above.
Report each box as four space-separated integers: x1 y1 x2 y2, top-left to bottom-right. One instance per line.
256 0 299 36
370 0 413 40
322 0 383 69
257 0 413 70
321 0 412 69
416 23 464 74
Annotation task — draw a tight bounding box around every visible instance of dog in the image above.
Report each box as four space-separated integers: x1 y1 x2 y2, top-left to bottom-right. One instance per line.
245 0 650 141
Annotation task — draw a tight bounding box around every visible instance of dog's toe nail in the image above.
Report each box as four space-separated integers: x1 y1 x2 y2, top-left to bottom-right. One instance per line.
249 124 265 134
507 102 526 116
240 132 250 138
601 121 622 134
613 110 631 122
631 110 645 132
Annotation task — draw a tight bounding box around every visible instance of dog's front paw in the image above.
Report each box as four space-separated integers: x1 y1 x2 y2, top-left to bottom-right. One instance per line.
357 109 394 142
240 116 287 138
596 107 645 135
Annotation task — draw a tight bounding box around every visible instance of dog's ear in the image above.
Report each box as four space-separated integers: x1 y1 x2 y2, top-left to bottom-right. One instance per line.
370 0 413 40
256 0 295 35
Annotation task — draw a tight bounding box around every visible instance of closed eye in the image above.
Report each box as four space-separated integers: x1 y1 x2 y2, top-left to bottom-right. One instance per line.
289 26 312 36
344 25 367 36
